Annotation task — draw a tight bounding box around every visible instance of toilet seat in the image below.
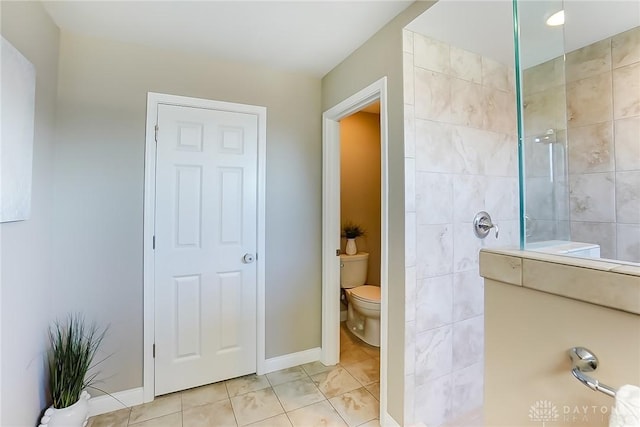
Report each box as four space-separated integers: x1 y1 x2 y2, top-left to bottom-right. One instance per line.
350 285 380 303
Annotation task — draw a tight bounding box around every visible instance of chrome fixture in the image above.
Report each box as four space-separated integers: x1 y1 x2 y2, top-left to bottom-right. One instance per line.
473 211 499 239
243 253 255 264
568 347 616 397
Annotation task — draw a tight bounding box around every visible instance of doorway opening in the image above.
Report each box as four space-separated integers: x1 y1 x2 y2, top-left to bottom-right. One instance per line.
321 77 390 422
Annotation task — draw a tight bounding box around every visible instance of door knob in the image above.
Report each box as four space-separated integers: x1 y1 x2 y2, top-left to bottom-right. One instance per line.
243 253 255 264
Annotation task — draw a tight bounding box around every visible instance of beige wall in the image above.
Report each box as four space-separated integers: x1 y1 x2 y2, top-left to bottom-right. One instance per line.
52 31 322 394
0 2 60 424
322 2 436 422
485 281 640 426
340 112 381 285
481 249 640 426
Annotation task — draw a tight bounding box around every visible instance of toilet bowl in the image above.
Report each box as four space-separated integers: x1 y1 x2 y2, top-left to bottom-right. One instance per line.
340 253 381 347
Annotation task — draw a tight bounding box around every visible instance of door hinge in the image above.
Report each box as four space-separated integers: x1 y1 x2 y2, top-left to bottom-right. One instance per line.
154 124 159 143
336 249 341 256
152 235 156 249
153 343 156 358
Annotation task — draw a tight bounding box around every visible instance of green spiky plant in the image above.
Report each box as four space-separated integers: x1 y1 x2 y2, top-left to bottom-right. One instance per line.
48 315 107 409
342 221 366 239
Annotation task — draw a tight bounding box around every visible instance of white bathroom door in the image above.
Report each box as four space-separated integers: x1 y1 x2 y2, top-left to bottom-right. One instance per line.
154 103 258 395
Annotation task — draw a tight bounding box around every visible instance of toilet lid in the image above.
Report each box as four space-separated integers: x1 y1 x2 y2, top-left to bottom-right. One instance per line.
351 285 380 302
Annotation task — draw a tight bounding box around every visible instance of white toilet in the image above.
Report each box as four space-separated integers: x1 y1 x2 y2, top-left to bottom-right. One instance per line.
340 252 381 347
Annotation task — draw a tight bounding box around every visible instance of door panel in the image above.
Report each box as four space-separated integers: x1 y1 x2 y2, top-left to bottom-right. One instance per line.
154 103 258 395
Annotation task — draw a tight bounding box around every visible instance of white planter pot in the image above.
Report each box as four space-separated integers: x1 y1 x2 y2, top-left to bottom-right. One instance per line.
345 238 357 255
39 391 90 427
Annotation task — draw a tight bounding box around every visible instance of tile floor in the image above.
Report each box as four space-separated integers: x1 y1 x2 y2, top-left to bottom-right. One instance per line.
88 322 380 427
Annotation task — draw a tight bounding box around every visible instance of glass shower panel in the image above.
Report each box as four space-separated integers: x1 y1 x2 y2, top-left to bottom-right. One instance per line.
515 0 571 245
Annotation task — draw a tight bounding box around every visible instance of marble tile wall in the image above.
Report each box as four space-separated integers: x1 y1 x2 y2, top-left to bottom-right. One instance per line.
403 29 519 427
523 26 640 262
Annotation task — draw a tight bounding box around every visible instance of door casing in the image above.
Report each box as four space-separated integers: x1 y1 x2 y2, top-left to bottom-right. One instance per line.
143 92 267 402
321 77 390 424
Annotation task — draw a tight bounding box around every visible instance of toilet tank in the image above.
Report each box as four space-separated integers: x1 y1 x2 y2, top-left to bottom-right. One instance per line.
340 252 369 289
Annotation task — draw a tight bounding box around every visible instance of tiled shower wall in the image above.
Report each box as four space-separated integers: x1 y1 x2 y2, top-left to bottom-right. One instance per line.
402 30 519 426
523 26 640 262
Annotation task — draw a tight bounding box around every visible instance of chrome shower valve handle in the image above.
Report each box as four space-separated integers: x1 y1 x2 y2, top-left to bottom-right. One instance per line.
473 211 499 239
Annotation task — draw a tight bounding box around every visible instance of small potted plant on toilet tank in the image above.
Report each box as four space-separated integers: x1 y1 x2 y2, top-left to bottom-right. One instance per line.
342 221 365 255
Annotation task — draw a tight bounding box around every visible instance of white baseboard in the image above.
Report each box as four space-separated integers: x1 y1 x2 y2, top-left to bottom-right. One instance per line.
88 387 144 417
381 411 402 427
263 347 321 374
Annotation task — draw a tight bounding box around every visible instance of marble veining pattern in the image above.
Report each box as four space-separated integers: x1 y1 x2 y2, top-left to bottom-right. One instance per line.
417 275 453 332
617 224 640 263
570 221 617 260
567 122 614 174
414 33 450 74
523 56 564 95
415 375 453 427
614 116 640 171
569 172 616 222
566 71 613 127
415 325 453 385
616 171 640 224
452 270 484 322
451 361 484 417
523 29 639 261
613 62 640 119
565 38 611 83
452 315 484 371
612 26 640 68
482 57 510 92
417 224 454 278
450 45 482 83
523 87 566 136
416 172 453 225
405 29 512 425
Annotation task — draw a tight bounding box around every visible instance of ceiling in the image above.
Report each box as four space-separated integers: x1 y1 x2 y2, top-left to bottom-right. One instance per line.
42 1 413 78
407 0 640 69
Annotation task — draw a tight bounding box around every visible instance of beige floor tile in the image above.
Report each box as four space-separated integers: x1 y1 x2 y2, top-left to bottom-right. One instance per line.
364 382 380 401
342 359 380 386
339 346 371 365
287 401 348 427
301 361 334 376
182 399 236 427
247 414 292 427
329 387 379 427
361 344 380 358
272 377 326 412
266 366 308 386
311 367 362 399
230 387 284 426
87 407 130 427
226 374 271 397
129 412 182 427
358 420 381 427
129 394 182 425
182 382 228 409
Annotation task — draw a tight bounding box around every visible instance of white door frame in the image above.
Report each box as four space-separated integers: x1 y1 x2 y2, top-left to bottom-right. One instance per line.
142 92 267 402
321 77 390 423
